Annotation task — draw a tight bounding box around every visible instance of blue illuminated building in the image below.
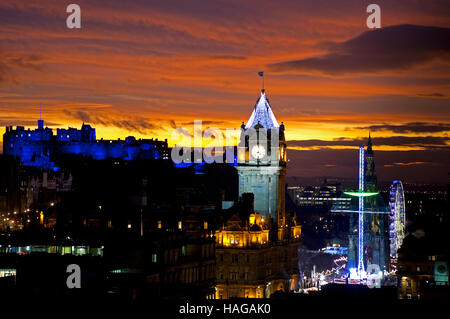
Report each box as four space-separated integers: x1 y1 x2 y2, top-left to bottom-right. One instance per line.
3 120 169 169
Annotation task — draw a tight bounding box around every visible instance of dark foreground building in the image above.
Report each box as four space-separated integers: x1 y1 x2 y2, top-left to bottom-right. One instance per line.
0 157 236 300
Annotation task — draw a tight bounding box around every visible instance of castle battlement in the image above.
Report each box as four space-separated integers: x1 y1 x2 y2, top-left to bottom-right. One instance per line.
3 120 169 170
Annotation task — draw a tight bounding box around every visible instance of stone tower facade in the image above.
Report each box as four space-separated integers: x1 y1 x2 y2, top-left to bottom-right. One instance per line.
236 89 287 226
214 90 301 298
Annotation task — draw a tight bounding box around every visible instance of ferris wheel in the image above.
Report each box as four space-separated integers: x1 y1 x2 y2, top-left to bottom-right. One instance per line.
389 180 406 265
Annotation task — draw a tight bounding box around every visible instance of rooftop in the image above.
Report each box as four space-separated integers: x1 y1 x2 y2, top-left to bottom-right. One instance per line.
245 90 279 130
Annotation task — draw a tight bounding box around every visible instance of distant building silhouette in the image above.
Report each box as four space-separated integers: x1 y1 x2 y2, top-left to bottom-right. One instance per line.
3 120 169 169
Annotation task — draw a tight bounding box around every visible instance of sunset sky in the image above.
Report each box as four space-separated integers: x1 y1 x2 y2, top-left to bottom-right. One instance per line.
1 0 449 182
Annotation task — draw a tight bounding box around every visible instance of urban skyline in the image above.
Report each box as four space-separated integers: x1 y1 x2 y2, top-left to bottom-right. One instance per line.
0 0 449 183
0 0 448 308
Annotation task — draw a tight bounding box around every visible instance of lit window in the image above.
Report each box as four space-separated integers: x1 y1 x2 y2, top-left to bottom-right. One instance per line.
204 221 208 230
152 254 157 263
157 220 162 229
178 221 182 230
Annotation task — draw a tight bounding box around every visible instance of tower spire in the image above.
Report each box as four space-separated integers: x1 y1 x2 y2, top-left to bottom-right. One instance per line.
38 103 44 130
244 89 279 130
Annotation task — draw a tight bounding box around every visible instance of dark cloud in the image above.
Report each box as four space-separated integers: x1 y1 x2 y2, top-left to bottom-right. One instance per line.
384 161 430 167
287 148 450 183
268 25 450 76
173 127 191 138
65 110 92 123
169 120 177 129
288 139 361 148
0 118 60 127
0 62 8 83
355 122 450 133
180 120 225 126
208 55 247 60
287 136 449 150
417 92 446 97
62 110 162 134
0 53 46 83
7 54 46 72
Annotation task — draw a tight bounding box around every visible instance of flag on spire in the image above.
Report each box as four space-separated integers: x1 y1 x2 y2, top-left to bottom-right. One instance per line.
258 71 264 90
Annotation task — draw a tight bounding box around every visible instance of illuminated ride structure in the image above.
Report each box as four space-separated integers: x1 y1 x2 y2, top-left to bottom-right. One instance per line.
329 141 406 285
331 146 389 283
357 147 367 277
388 180 406 271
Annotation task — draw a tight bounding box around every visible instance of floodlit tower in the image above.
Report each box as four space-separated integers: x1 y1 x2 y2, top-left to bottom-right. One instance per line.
237 89 287 226
358 146 365 277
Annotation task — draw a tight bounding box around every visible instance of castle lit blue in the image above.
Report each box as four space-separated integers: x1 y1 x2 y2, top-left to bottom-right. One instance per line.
3 120 169 170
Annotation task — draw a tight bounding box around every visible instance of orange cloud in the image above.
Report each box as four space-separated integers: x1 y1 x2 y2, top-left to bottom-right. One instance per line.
384 161 427 167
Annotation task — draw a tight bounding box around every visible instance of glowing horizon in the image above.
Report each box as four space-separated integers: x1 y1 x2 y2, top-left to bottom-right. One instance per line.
1 0 448 182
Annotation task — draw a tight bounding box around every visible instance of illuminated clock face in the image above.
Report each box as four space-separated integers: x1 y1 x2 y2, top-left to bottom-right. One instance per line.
251 145 266 160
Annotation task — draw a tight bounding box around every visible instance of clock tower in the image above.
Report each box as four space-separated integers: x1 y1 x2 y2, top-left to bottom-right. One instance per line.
237 89 287 226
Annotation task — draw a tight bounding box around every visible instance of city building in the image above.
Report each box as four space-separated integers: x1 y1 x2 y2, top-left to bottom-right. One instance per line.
215 195 301 299
0 157 220 300
397 233 448 299
215 89 301 298
286 181 350 253
289 184 351 210
236 89 287 224
0 154 73 230
3 119 169 170
106 214 217 300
